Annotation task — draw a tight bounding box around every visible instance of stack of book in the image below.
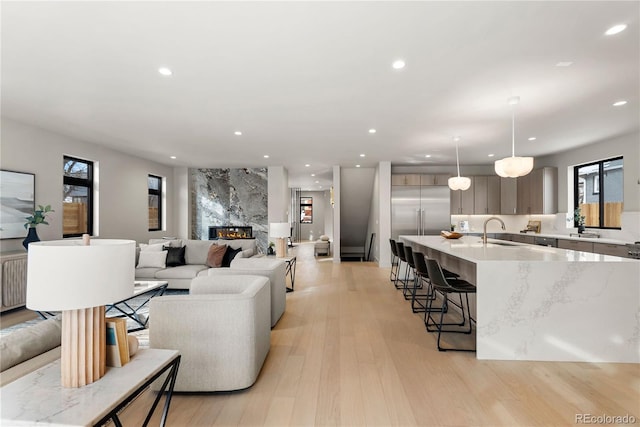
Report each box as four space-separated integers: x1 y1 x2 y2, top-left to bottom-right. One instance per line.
105 317 130 367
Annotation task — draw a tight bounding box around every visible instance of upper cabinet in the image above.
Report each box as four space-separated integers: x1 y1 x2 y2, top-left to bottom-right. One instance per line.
451 180 475 214
500 177 518 215
392 174 450 186
517 167 557 214
473 176 501 214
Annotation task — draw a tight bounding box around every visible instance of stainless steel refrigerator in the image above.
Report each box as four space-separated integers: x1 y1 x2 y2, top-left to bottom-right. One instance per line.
391 185 451 240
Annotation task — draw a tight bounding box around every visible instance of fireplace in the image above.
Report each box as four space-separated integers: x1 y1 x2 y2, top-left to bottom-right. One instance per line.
209 226 253 240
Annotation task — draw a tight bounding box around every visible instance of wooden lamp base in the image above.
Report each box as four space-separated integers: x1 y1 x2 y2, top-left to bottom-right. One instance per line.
275 237 287 258
61 306 106 388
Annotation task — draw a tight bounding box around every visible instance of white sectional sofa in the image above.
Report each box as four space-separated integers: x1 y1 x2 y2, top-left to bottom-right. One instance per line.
135 238 258 289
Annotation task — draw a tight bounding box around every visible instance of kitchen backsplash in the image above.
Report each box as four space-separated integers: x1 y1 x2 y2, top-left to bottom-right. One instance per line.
451 211 640 243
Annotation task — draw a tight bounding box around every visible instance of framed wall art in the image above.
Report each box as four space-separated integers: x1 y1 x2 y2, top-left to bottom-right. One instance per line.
0 170 35 239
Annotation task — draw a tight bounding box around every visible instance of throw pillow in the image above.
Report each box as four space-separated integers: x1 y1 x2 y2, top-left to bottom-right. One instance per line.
206 244 227 268
136 251 167 268
139 242 165 252
164 246 186 267
222 246 242 267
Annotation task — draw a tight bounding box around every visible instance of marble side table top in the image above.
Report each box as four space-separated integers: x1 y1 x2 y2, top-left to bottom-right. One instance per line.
1 348 179 426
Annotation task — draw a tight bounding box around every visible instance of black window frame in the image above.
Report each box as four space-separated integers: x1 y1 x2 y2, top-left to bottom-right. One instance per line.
573 156 623 230
300 197 313 224
148 174 163 232
63 155 94 238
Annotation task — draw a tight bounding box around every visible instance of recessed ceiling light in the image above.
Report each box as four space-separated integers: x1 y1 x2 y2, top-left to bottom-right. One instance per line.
392 59 406 69
315 181 319 184
613 100 628 107
425 154 432 158
605 24 627 36
305 164 311 167
234 131 242 136
368 129 377 134
158 67 172 76
488 154 495 158
311 173 316 177
170 156 177 159
356 165 361 168
263 155 269 158
555 61 573 67
528 137 537 141
360 154 366 157
507 96 520 105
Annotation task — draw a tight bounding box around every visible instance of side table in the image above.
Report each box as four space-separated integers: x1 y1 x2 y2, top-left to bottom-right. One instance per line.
1 348 180 427
266 255 296 292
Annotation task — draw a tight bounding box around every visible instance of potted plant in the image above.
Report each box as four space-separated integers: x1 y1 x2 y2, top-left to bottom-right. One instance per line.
267 241 275 255
23 204 54 250
574 207 586 234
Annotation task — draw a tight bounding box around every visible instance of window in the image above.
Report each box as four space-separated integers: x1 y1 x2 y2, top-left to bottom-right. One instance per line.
300 197 313 224
574 157 623 229
148 175 162 231
63 156 93 237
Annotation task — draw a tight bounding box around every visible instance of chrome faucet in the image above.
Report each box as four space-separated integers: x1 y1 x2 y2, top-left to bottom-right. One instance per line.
483 216 506 244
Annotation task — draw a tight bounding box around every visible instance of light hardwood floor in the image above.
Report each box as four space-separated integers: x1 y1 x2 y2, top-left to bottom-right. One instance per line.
4 243 639 426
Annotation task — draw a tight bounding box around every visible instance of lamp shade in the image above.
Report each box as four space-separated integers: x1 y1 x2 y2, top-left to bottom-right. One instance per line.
494 156 534 178
27 239 135 311
448 176 471 191
270 222 290 238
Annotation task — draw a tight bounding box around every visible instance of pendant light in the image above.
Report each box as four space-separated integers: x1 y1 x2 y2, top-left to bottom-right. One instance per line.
495 96 534 178
448 137 471 191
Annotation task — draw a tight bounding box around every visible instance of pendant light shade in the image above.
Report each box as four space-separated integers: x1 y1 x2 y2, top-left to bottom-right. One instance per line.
448 137 471 191
495 96 534 178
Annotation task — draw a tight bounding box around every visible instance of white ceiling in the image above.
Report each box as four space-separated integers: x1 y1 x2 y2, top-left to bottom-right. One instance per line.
2 1 638 190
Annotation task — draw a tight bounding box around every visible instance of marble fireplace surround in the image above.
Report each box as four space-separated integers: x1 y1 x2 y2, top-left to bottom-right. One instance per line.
191 168 268 254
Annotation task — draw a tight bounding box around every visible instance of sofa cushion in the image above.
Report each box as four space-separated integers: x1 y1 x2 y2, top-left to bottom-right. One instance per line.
206 244 227 267
165 246 186 267
184 240 214 265
155 264 209 280
217 239 256 257
137 251 167 268
135 266 163 279
0 318 62 372
222 247 242 267
149 238 183 247
140 242 165 251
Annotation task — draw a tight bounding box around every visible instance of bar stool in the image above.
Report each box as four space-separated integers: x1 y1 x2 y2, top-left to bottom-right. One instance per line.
389 239 399 283
411 252 459 314
394 241 407 290
402 245 418 300
424 258 476 352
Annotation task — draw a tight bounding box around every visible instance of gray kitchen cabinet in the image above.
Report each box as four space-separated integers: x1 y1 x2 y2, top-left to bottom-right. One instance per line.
517 167 557 214
421 174 450 186
473 176 501 215
391 174 421 186
592 242 632 258
450 179 475 215
558 239 593 252
500 177 518 215
509 234 535 244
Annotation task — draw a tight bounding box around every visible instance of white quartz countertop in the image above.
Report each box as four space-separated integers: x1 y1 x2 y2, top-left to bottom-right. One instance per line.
460 231 633 245
400 235 638 263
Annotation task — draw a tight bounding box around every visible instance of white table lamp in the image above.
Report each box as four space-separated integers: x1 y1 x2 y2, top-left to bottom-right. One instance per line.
270 222 290 258
27 239 135 387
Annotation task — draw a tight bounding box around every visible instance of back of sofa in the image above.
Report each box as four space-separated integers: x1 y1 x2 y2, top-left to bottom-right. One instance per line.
148 238 257 261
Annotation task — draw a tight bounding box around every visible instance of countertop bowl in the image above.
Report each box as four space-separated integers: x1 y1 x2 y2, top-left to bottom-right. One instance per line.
441 231 463 239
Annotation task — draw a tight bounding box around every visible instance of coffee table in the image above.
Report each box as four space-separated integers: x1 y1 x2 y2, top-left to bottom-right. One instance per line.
105 280 168 331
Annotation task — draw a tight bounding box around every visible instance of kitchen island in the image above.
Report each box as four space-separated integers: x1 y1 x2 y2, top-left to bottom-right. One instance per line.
401 235 640 363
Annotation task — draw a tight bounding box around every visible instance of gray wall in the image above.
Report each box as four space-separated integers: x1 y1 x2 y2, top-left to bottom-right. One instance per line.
340 167 375 250
0 117 175 252
191 168 268 253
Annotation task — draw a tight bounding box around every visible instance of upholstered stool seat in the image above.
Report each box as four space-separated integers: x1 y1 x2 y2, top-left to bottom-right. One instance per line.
314 235 331 256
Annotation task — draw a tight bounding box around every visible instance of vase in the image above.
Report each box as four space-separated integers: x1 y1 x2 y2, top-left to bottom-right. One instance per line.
577 225 585 234
23 227 40 250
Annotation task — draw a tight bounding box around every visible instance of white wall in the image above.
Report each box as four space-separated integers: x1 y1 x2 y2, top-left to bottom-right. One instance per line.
300 190 326 241
332 165 341 264
0 117 175 252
